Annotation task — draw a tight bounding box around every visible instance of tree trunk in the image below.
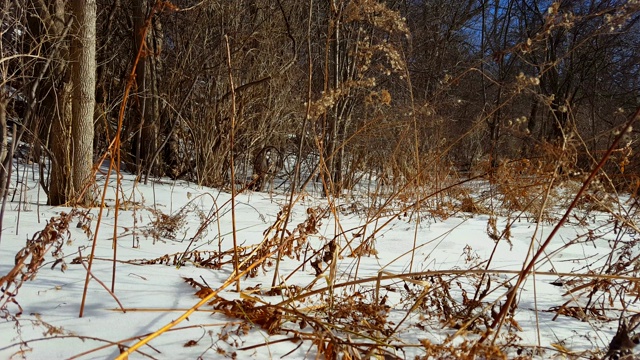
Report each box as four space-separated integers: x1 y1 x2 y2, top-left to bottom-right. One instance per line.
49 83 73 205
70 0 96 206
0 95 9 198
133 0 163 178
42 0 74 206
0 96 7 169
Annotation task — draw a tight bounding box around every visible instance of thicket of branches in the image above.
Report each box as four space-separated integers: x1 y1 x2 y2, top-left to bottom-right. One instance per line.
0 0 639 201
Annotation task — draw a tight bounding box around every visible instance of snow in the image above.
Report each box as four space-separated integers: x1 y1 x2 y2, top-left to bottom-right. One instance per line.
0 163 637 359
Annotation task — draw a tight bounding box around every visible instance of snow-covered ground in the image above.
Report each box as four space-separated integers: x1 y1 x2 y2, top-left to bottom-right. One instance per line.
0 163 638 359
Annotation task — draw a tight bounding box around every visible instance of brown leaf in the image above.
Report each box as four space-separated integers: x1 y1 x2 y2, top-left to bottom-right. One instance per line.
183 340 198 347
195 288 214 299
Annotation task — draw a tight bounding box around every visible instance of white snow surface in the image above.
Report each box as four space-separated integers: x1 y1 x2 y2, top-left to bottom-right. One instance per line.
0 164 637 360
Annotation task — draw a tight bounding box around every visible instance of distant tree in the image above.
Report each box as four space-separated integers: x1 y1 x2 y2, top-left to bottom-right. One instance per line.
132 0 163 180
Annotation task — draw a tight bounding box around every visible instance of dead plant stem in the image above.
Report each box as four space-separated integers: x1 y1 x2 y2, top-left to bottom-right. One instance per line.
278 268 640 308
224 34 241 293
78 248 125 313
402 47 421 273
527 166 559 348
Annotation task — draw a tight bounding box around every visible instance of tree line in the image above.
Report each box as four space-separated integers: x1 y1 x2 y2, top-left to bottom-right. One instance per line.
1 0 638 205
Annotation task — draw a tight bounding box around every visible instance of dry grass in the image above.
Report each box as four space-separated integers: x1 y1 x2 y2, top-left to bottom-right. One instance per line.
0 210 80 319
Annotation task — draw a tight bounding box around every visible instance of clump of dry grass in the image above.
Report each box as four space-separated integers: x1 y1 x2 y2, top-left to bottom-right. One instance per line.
141 206 190 243
239 205 326 279
0 210 81 318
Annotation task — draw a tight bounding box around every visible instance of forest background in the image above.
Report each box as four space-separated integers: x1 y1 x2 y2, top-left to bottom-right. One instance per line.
1 0 639 203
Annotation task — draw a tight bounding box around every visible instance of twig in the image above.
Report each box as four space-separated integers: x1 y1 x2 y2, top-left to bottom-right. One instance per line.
0 124 17 245
0 334 158 360
78 248 126 314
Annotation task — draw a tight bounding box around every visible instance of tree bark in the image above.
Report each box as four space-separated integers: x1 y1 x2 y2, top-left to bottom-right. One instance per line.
40 0 74 206
0 95 9 199
70 0 96 206
0 96 7 169
48 83 73 206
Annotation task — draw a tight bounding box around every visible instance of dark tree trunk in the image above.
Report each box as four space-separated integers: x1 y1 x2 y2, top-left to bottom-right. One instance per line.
133 0 163 178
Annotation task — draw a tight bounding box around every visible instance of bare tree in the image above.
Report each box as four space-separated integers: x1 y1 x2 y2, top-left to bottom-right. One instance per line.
48 0 96 206
33 0 74 206
3 0 638 200
70 0 96 206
